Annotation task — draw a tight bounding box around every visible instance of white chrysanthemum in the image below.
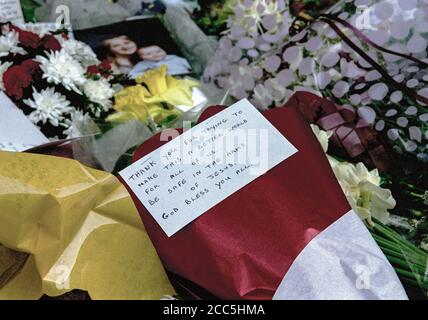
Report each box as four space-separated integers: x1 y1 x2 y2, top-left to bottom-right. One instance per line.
24 87 73 127
0 61 13 90
36 49 87 93
58 37 99 67
310 124 332 153
83 78 115 113
0 31 27 57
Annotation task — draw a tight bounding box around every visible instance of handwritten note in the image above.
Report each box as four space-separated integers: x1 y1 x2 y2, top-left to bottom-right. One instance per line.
0 0 24 23
120 99 298 237
0 92 49 152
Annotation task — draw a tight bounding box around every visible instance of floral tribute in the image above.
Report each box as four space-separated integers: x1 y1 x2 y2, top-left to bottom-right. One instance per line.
0 22 123 139
203 0 428 294
204 0 428 164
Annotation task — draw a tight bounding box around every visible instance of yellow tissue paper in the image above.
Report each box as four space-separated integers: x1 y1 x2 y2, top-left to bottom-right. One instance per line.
0 151 175 300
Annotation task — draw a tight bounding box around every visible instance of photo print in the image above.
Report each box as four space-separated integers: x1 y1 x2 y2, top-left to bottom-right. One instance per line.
75 17 192 78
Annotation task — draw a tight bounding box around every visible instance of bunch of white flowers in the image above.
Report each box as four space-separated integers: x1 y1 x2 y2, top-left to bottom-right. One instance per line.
0 31 26 57
23 40 116 136
58 37 100 67
0 22 121 139
36 49 87 94
205 0 428 162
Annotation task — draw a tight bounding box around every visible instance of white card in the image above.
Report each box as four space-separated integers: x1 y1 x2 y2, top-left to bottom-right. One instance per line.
0 0 24 23
0 141 42 152
120 99 298 237
0 92 49 152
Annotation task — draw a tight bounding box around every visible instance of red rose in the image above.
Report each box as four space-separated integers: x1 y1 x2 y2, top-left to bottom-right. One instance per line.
42 35 61 51
12 26 41 49
21 59 41 75
87 65 100 75
100 60 112 71
3 65 32 99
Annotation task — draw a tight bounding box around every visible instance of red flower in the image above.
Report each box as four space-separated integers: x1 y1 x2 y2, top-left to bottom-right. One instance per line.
42 35 61 51
87 60 112 78
21 59 41 75
3 65 32 99
87 65 100 75
11 26 41 49
100 60 112 71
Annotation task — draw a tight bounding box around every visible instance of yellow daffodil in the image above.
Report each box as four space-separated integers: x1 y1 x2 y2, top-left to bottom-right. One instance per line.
107 84 150 122
137 65 198 107
108 65 198 126
136 65 169 95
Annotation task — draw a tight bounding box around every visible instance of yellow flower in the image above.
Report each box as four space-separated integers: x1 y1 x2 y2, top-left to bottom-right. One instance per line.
311 125 396 225
108 65 198 125
107 84 150 123
137 64 198 107
136 65 168 95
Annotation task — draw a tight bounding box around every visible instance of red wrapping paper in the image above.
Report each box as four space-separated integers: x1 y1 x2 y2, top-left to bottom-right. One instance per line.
125 102 351 300
285 92 390 171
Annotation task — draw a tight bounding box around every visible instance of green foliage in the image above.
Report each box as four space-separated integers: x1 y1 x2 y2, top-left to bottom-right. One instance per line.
20 0 40 22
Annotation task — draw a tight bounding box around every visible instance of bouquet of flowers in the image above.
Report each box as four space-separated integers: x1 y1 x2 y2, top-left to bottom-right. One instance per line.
204 0 428 164
107 65 198 128
202 0 428 297
0 22 123 139
310 112 428 297
126 99 409 300
58 65 201 174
